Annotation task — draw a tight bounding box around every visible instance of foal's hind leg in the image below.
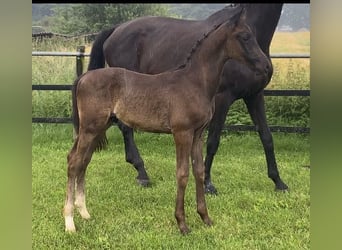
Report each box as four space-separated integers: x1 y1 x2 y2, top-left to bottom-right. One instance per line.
191 129 212 227
64 131 98 232
64 139 78 232
244 93 288 191
117 121 150 186
75 164 91 220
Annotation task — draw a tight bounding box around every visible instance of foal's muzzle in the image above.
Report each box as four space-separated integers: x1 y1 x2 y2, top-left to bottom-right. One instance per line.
255 59 272 81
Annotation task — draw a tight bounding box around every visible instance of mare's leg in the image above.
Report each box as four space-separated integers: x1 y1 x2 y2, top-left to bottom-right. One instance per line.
204 92 233 194
117 121 150 186
173 130 193 234
244 92 288 191
191 129 212 226
64 130 98 232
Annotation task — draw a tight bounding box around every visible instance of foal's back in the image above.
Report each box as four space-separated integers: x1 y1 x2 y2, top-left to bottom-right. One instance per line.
78 67 212 133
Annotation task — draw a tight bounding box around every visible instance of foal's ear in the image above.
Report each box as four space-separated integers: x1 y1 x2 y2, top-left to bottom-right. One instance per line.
228 6 246 28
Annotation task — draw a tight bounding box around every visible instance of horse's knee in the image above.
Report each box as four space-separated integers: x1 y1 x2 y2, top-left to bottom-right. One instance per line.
176 170 189 188
193 165 205 181
258 128 274 150
125 153 142 165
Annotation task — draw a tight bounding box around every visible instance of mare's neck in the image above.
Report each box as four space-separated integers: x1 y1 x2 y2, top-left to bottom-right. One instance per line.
245 4 283 55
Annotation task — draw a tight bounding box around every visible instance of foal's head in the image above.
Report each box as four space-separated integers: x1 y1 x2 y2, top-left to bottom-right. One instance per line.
223 8 271 80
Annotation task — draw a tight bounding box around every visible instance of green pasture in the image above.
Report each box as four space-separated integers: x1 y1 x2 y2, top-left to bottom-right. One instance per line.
32 124 309 249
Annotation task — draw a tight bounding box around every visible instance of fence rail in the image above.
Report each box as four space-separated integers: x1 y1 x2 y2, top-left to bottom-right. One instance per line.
32 49 310 133
32 51 310 58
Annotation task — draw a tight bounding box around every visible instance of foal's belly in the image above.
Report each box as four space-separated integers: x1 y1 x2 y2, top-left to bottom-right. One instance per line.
113 100 171 133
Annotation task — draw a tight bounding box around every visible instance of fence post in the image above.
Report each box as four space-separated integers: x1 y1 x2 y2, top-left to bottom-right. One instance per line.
76 45 85 77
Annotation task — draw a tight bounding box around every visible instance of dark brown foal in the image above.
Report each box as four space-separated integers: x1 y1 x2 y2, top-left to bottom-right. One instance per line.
64 7 270 234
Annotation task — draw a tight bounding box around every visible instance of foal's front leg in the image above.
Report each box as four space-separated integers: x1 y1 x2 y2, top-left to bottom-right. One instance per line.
173 130 193 234
191 129 212 227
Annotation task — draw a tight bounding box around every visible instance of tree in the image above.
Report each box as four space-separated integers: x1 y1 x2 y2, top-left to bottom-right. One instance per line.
50 4 169 35
32 4 57 22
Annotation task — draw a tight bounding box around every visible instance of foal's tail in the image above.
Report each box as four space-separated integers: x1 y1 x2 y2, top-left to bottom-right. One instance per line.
87 25 118 71
71 76 81 136
71 76 108 151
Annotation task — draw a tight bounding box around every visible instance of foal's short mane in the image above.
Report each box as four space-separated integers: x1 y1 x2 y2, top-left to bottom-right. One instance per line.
176 22 224 70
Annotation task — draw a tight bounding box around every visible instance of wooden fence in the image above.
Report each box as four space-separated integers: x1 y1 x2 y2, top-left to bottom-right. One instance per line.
32 47 310 133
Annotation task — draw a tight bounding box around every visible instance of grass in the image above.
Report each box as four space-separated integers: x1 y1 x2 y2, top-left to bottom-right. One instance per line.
32 124 310 249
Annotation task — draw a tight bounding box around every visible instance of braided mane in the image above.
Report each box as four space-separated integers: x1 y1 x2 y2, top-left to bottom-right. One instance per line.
176 22 224 70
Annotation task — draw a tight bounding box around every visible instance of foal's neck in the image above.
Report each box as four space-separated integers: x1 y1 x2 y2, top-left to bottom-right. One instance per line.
185 26 228 100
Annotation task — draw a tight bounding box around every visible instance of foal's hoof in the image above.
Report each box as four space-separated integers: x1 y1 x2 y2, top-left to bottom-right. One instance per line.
136 178 150 187
202 218 213 230
180 226 191 235
65 216 76 233
65 227 76 233
204 183 218 195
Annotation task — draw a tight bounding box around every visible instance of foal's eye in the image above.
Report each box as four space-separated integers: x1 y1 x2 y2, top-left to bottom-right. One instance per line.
240 33 251 42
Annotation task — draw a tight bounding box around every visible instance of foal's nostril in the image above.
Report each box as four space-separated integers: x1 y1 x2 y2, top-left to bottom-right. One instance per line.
264 64 270 74
264 65 270 74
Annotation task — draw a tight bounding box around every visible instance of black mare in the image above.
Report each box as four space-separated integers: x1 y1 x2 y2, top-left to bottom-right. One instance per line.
87 4 288 194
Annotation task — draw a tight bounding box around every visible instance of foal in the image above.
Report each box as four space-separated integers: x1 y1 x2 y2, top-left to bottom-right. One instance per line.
64 8 270 234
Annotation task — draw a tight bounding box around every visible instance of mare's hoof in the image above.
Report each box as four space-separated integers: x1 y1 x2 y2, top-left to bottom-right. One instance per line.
136 178 150 187
205 183 218 195
275 180 289 192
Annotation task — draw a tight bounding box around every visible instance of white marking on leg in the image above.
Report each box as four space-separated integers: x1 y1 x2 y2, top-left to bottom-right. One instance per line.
64 179 76 232
65 215 76 232
75 192 91 219
76 202 91 219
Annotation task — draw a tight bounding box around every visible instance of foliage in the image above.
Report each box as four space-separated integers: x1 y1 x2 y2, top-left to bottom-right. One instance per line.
167 3 227 20
32 31 310 128
49 4 169 35
32 4 57 22
32 4 310 34
226 58 310 127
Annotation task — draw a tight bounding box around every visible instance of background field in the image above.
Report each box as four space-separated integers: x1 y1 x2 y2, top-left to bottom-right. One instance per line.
32 31 310 249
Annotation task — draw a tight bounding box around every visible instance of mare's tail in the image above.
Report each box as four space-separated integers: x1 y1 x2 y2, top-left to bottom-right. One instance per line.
81 25 118 150
87 25 117 70
72 76 108 151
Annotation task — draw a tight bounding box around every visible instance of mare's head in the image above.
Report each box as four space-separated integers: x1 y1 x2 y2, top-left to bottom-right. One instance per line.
223 7 271 81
